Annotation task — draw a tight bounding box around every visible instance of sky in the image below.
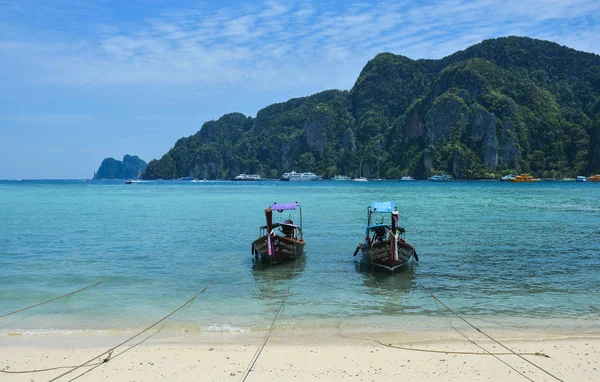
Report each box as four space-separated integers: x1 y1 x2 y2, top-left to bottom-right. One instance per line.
0 0 599 179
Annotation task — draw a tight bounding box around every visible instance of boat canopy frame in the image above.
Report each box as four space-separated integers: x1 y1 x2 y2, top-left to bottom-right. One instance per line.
260 202 303 240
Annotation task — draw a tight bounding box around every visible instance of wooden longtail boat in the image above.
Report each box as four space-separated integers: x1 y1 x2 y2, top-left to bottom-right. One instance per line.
252 202 306 264
353 202 418 272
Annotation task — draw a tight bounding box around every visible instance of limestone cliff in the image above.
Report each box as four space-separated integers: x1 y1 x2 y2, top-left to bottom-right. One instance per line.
93 155 147 180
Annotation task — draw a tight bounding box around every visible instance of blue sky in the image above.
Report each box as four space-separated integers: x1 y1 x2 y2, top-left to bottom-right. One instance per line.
1 0 599 179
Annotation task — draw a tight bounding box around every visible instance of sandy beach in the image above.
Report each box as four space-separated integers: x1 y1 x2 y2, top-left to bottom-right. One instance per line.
2 328 599 381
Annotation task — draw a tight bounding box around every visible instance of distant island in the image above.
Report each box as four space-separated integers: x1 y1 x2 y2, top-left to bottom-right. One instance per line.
93 155 147 180
142 36 600 180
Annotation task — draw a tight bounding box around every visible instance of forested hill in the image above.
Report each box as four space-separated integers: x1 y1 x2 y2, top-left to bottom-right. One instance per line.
142 36 600 180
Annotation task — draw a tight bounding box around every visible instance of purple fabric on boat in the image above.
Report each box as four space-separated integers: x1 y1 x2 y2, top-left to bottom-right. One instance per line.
270 202 298 210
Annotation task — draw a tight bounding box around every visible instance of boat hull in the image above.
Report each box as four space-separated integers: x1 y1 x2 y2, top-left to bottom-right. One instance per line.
360 239 417 272
252 236 305 264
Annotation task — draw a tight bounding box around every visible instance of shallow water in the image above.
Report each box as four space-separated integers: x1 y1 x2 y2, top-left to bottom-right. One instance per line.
1 180 599 334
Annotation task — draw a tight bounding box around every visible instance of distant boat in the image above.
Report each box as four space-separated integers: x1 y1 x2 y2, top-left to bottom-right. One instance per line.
589 175 600 182
252 202 305 264
353 202 418 272
332 175 351 181
124 179 140 184
508 174 536 183
576 176 588 182
429 174 453 182
500 174 515 181
281 171 321 181
232 174 263 181
400 176 415 181
191 178 207 182
352 177 368 182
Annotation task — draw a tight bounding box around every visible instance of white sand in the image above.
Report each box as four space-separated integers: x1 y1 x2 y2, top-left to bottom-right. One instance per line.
2 329 599 381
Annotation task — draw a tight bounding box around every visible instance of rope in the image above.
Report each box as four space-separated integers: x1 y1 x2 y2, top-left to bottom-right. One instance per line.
450 325 535 382
48 282 212 382
0 282 100 319
0 322 166 375
65 322 167 382
589 304 600 312
418 283 563 382
240 260 298 382
335 323 547 357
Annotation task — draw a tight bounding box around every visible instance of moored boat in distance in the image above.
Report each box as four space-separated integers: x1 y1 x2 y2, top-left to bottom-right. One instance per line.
353 202 418 272
500 174 515 181
576 176 588 182
124 179 141 184
280 171 321 181
352 177 368 182
589 175 600 182
508 174 536 183
429 174 453 181
252 202 305 264
400 176 415 181
332 175 351 181
232 174 263 181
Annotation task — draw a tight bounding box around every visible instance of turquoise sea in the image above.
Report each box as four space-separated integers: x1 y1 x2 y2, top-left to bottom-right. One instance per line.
1 180 599 334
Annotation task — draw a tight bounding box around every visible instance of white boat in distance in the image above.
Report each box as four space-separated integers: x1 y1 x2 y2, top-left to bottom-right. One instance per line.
352 177 368 182
500 174 515 181
400 176 415 181
280 171 322 181
429 174 453 182
576 176 588 182
332 175 351 181
232 174 263 181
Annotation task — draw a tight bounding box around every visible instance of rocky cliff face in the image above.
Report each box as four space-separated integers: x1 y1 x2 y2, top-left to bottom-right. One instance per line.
142 37 600 180
93 155 147 179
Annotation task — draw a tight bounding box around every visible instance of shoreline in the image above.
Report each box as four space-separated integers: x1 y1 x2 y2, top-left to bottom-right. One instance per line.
2 329 599 381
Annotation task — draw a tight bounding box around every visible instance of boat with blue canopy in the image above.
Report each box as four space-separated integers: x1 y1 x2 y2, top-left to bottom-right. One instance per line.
252 202 306 264
353 202 418 272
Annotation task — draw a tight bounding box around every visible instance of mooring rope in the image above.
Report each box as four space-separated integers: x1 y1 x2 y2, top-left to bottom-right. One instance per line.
418 283 563 382
65 322 168 382
239 260 298 382
335 322 547 357
450 324 536 382
0 321 167 375
0 282 100 319
48 282 212 382
589 304 600 312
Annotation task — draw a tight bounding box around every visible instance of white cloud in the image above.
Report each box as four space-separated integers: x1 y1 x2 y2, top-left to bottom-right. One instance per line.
1 0 599 96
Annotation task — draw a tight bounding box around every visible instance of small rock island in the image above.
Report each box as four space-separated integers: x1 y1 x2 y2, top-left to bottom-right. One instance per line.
93 155 147 180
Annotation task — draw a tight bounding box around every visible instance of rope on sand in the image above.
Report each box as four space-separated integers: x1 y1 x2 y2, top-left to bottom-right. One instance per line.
450 324 535 382
240 260 298 382
418 282 563 382
335 322 548 357
48 282 212 382
0 282 100 319
0 323 165 375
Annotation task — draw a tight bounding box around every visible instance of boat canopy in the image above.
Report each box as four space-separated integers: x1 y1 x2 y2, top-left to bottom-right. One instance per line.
370 202 395 213
270 202 299 211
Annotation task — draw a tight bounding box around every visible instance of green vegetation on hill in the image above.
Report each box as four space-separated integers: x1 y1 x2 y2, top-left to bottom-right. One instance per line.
142 36 600 180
